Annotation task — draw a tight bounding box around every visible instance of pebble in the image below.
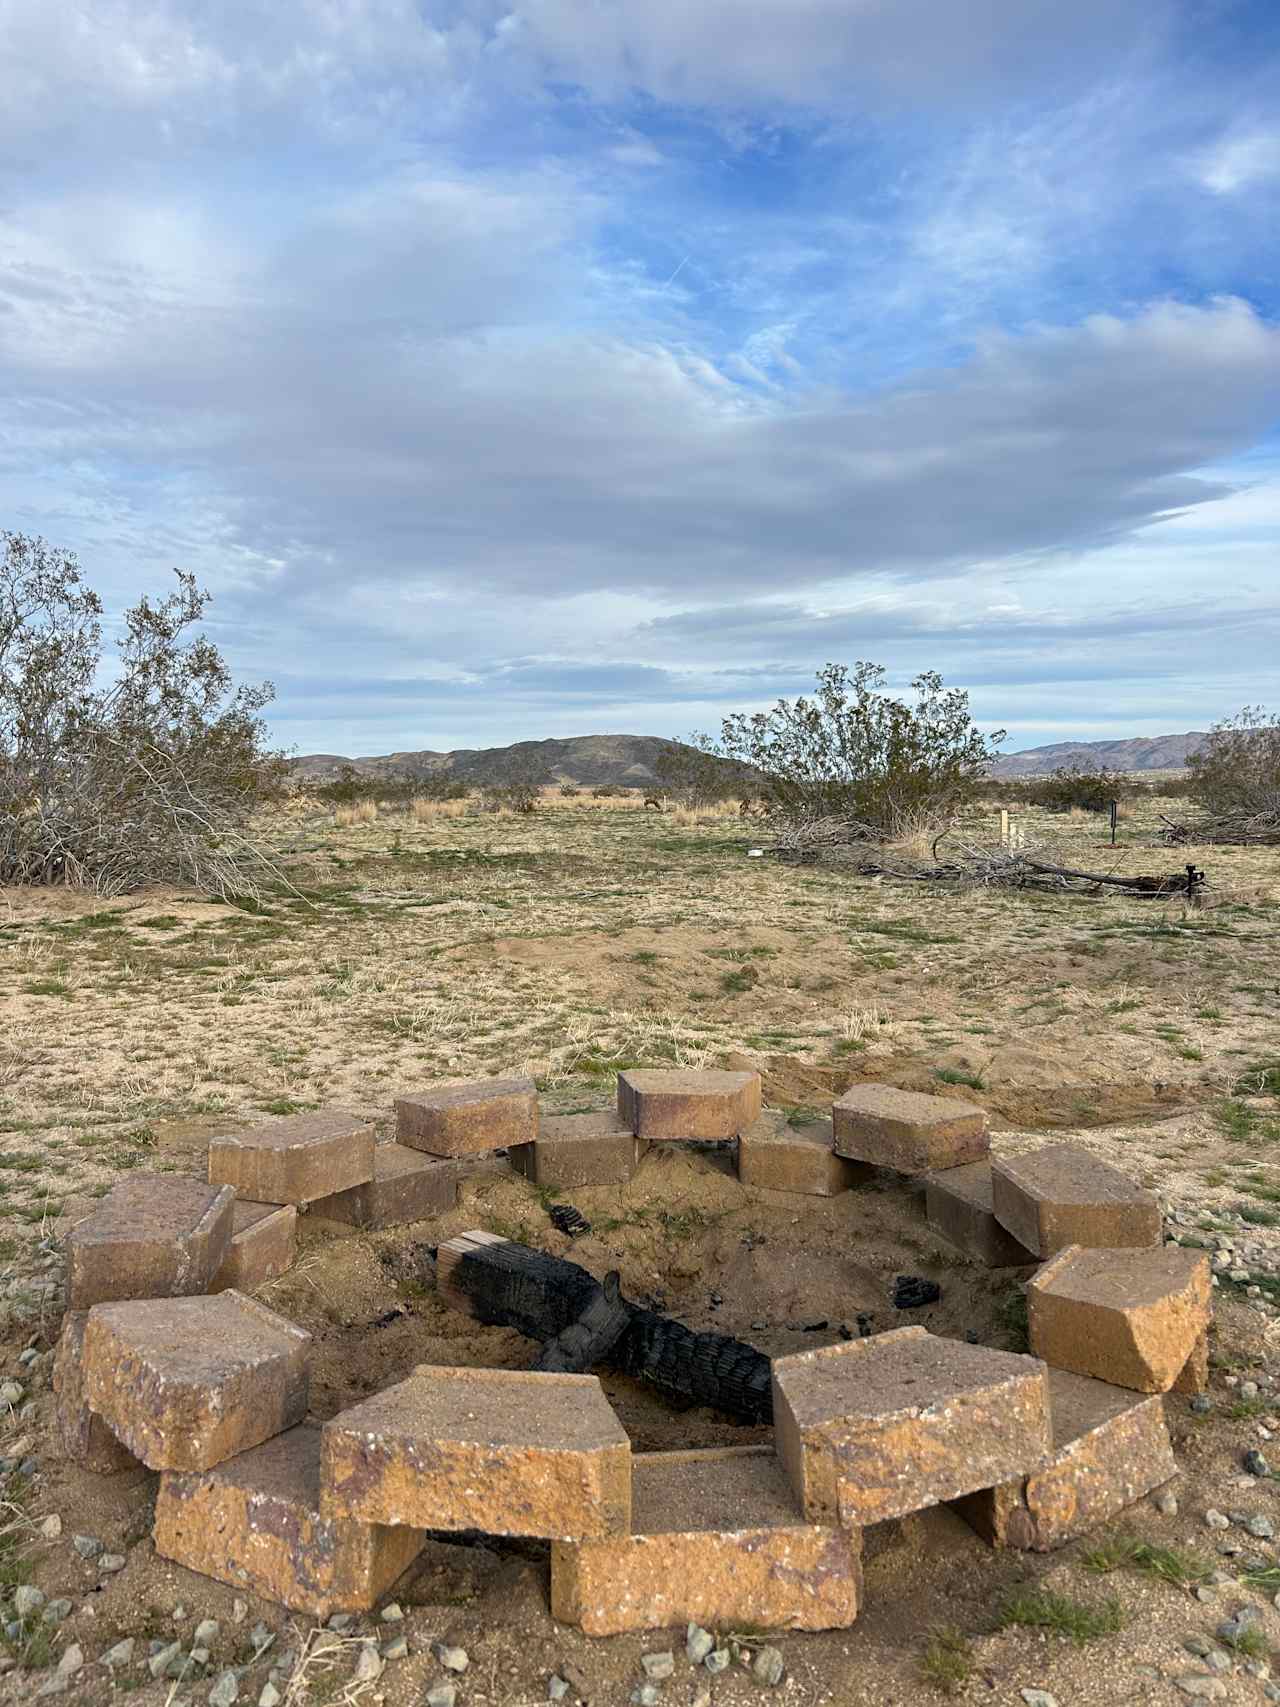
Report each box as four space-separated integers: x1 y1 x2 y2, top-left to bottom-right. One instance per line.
39 1516 62 1541
379 1602 404 1622
103 1639 135 1668
1021 1691 1058 1707
352 1643 383 1684
1243 1381 1261 1399
98 1553 126 1573
630 1688 660 1707
0 1381 24 1405
753 1647 785 1687
381 1634 408 1661
71 1535 101 1559
57 1644 83 1677
1155 1490 1179 1517
1191 1396 1213 1414
208 1672 240 1707
258 1688 281 1707
326 1613 353 1632
232 1600 248 1624
425 1689 456 1707
641 1651 674 1680
687 1624 715 1664
548 1678 570 1702
194 1619 220 1647
1195 1586 1216 1603
435 1643 469 1673
1248 1515 1276 1539
150 1641 183 1678
1185 1636 1213 1657
41 1598 72 1625
705 1648 731 1673
1245 1449 1271 1476
13 1584 45 1618
1205 1509 1230 1530
249 1622 274 1655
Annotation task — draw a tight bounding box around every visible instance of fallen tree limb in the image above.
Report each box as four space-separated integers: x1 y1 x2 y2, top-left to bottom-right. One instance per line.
436 1230 773 1422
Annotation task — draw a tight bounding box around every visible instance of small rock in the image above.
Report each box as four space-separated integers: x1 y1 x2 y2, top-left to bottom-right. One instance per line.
425 1689 456 1707
630 1688 659 1707
208 1672 240 1707
39 1515 62 1541
753 1647 785 1687
103 1638 135 1668
1190 1395 1213 1414
1205 1650 1232 1674
71 1535 101 1559
379 1602 403 1623
1185 1636 1213 1657
381 1634 409 1661
1205 1510 1230 1530
0 1381 24 1406
1155 1490 1179 1517
258 1687 281 1707
192 1648 211 1665
326 1612 353 1631
1195 1586 1216 1603
194 1619 220 1647
56 1644 83 1677
13 1584 45 1618
705 1648 731 1673
548 1678 570 1702
1020 1692 1058 1707
1245 1449 1271 1476
641 1651 674 1680
149 1641 183 1678
1174 1676 1228 1701
352 1643 382 1684
98 1553 126 1573
1248 1515 1276 1539
687 1624 715 1664
1243 1381 1261 1399
41 1598 72 1625
232 1600 248 1624
435 1642 469 1673
249 1622 274 1655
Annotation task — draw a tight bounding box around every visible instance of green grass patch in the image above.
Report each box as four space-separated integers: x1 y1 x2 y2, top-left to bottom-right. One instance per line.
919 1626 973 1694
1080 1533 1212 1586
934 1067 985 1091
995 1587 1124 1643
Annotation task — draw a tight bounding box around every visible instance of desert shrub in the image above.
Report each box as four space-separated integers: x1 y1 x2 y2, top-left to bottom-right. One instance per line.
558 781 580 797
479 763 550 814
333 799 378 827
702 663 1003 838
653 738 751 809
1187 706 1280 815
0 532 283 895
1024 763 1127 813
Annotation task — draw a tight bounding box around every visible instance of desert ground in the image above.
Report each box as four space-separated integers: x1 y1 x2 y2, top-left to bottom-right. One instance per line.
0 788 1279 1705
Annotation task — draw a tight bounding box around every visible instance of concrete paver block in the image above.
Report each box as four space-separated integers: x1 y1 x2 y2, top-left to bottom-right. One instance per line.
66 1175 235 1309
831 1085 988 1174
952 1368 1176 1550
395 1078 539 1156
321 1365 630 1540
52 1312 142 1474
313 1145 458 1228
925 1161 1037 1267
1028 1243 1211 1393
772 1324 1051 1526
213 1201 298 1293
510 1113 648 1188
616 1069 762 1140
154 1424 424 1616
82 1291 311 1471
991 1144 1162 1257
551 1447 861 1635
738 1113 871 1197
208 1111 375 1206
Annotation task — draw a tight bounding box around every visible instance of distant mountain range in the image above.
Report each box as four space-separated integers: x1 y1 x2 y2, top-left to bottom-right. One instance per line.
987 732 1207 778
290 729 1208 789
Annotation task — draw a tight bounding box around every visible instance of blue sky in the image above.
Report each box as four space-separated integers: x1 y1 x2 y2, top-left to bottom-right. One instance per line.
3 1 1279 757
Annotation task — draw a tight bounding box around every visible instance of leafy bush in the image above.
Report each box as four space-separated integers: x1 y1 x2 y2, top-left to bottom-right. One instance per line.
704 663 1002 838
0 532 283 895
653 738 750 809
1187 706 1280 815
1024 763 1128 812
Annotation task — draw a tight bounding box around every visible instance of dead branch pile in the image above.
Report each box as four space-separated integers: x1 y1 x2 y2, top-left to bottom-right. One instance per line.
1158 809 1280 847
765 817 1205 897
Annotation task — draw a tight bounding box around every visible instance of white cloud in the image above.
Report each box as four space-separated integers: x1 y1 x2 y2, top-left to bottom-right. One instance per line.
1194 126 1280 196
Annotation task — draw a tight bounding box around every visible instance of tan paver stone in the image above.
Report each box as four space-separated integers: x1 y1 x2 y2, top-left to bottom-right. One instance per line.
616 1069 762 1140
738 1113 871 1197
991 1143 1162 1257
551 1447 862 1635
154 1424 424 1615
82 1291 311 1471
1027 1243 1211 1392
312 1145 457 1228
1172 1328 1210 1395
213 1201 297 1293
66 1175 235 1309
395 1077 538 1156
208 1111 374 1206
321 1365 630 1540
925 1161 1037 1267
952 1368 1176 1550
52 1311 141 1474
772 1324 1051 1526
509 1113 648 1188
831 1085 988 1174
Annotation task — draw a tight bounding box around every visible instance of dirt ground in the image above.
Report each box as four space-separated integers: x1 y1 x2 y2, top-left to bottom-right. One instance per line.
1 791 1279 1703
